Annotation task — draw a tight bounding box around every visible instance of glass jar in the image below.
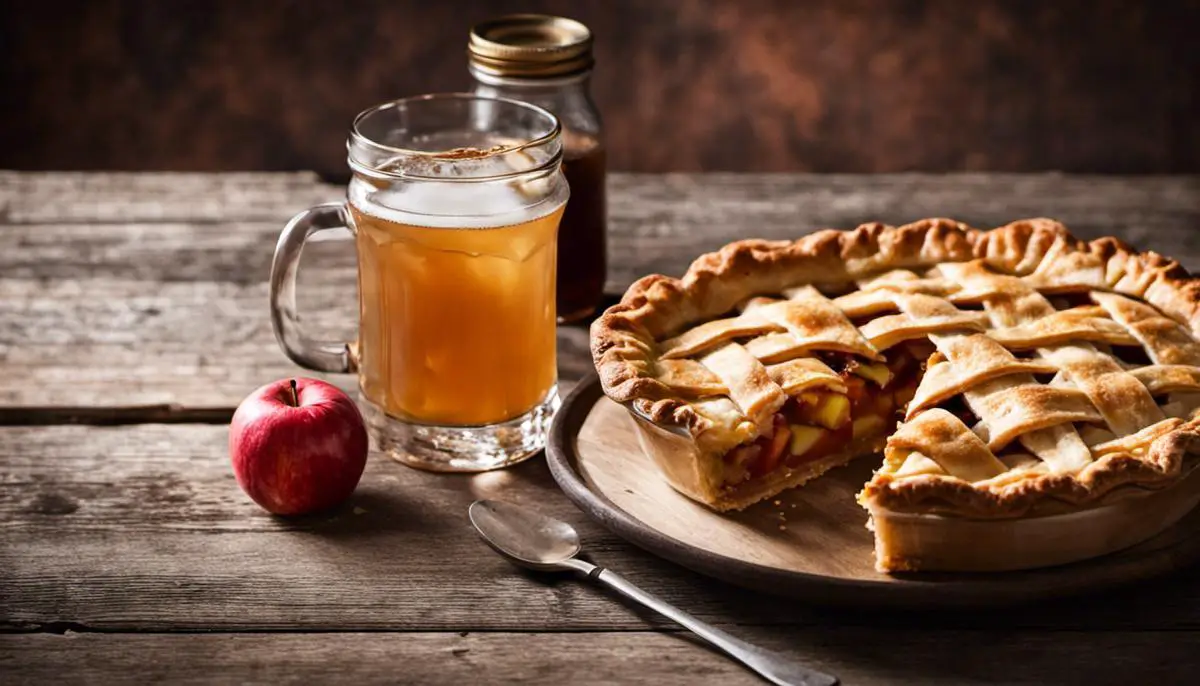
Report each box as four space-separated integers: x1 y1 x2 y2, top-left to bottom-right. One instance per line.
468 14 607 323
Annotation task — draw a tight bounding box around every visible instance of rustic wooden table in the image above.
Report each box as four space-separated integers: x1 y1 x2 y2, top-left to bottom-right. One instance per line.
2 172 1199 685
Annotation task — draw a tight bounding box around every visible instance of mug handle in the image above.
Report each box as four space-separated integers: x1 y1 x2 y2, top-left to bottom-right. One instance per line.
270 202 355 373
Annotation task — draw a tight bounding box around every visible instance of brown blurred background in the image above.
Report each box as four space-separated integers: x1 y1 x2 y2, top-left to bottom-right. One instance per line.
1 0 1196 175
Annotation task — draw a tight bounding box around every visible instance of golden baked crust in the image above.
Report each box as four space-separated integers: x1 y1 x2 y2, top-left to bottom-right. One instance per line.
591 218 1200 520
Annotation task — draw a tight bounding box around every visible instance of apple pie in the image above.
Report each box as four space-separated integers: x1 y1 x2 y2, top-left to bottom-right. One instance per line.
591 219 1200 572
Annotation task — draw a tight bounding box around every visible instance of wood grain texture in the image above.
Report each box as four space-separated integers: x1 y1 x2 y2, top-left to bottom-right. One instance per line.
4 630 1200 686
0 171 340 223
3 171 1200 684
1 0 1197 174
4 172 1197 289
0 269 592 411
0 423 813 632
2 172 1197 412
3 423 1200 632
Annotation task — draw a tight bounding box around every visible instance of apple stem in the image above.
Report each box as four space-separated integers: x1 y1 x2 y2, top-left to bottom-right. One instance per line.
288 379 299 407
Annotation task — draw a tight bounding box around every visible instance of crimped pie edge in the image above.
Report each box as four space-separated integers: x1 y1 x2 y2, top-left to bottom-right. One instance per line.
589 218 1200 517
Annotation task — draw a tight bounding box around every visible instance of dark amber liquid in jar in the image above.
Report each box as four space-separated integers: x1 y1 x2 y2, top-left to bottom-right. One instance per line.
557 136 607 322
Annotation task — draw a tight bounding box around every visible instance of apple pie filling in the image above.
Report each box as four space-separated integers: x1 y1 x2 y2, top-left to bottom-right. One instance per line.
595 220 1200 571
719 343 927 488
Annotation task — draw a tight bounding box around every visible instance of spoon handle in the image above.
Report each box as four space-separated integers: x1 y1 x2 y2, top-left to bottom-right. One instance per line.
587 568 838 686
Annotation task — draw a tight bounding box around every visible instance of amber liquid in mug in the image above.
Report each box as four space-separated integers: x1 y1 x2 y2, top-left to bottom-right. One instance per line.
350 182 563 427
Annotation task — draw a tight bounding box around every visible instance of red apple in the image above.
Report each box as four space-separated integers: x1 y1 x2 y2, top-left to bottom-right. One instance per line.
229 378 368 515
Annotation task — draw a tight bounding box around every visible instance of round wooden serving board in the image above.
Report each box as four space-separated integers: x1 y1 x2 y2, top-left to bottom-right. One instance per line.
546 375 1200 608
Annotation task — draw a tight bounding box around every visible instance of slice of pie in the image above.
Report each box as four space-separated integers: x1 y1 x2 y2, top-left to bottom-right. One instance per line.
591 219 1200 572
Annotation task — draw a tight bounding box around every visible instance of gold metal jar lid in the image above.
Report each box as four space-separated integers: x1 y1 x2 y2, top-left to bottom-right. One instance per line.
469 14 593 78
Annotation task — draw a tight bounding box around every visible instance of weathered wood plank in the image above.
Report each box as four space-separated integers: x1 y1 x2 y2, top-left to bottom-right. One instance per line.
0 172 340 224
2 424 1198 632
0 275 592 411
2 630 1197 686
3 173 1198 290
604 173 1200 287
3 172 1199 678
0 424 803 631
2 173 1197 411
0 338 592 415
4 171 1195 228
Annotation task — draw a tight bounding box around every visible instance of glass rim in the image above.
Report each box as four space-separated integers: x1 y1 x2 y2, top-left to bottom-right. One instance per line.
347 93 563 181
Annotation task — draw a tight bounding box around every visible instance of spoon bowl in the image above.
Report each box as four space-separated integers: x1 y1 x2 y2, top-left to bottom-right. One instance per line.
469 500 583 571
468 499 838 685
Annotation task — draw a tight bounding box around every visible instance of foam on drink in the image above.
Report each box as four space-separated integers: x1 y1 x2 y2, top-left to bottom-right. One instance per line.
351 178 557 230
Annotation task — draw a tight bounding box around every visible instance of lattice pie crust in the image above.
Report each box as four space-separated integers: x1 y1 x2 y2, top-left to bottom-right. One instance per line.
591 219 1200 572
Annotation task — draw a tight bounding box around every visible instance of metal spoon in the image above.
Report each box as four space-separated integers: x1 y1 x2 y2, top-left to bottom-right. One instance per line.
468 500 839 686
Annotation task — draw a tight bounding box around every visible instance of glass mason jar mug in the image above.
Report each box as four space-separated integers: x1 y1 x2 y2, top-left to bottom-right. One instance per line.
270 94 569 472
